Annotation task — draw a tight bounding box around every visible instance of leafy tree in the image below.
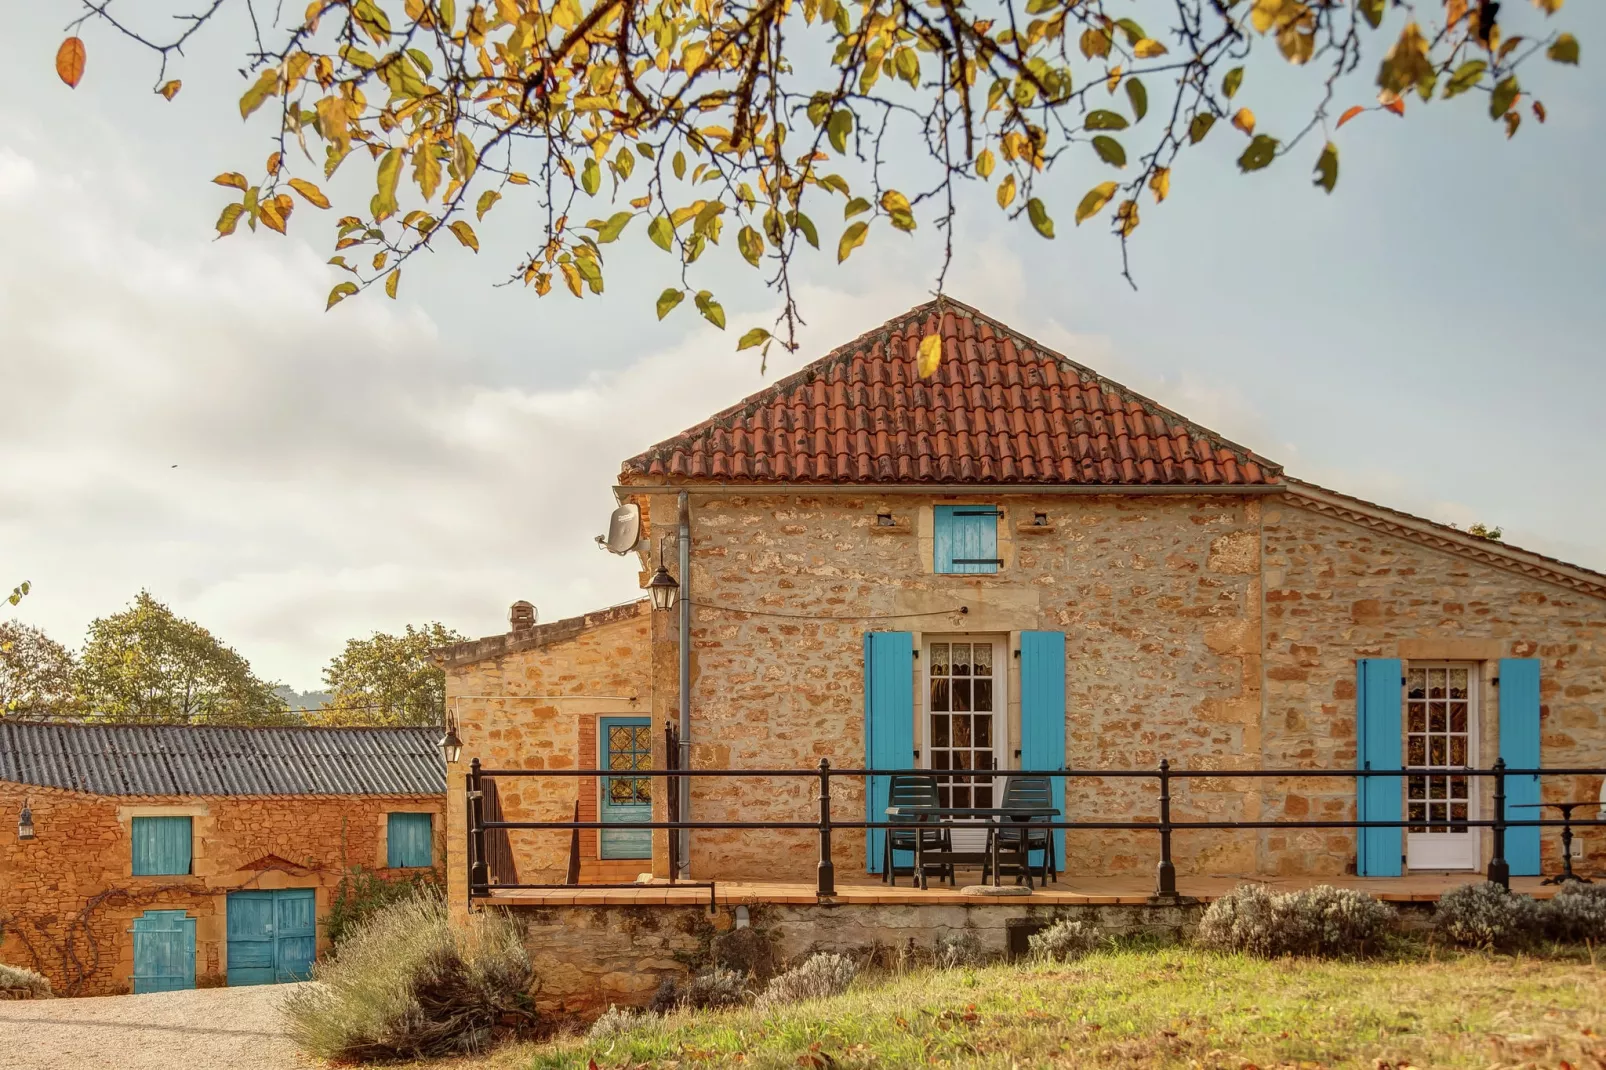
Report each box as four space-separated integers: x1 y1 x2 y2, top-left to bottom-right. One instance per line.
320 623 466 726
75 591 293 725
55 0 1580 354
0 621 79 717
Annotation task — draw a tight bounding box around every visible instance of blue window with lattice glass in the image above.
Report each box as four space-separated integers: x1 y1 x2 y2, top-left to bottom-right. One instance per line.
132 816 193 876
387 812 433 868
934 505 1001 574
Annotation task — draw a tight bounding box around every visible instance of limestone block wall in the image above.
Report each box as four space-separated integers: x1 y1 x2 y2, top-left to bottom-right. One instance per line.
0 784 443 995
1260 500 1606 876
444 603 655 911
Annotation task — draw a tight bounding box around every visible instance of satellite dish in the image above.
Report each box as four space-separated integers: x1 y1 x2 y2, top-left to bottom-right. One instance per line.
601 504 642 555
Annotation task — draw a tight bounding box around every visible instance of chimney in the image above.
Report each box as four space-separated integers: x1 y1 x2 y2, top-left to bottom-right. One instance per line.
509 601 537 632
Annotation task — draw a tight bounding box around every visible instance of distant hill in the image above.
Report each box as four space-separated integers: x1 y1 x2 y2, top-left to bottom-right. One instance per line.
274 685 334 712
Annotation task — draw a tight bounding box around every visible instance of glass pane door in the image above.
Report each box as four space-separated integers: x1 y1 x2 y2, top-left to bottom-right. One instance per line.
1405 665 1479 870
926 638 1005 853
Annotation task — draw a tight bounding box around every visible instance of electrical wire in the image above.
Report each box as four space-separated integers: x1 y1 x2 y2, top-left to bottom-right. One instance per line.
684 600 968 621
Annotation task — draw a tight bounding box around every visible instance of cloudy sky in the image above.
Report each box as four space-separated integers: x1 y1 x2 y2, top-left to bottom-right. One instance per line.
3 3 1604 692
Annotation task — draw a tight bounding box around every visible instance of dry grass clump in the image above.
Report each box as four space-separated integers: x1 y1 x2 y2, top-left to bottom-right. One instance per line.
1197 883 1396 957
0 963 52 1000
754 953 858 1013
282 889 534 1062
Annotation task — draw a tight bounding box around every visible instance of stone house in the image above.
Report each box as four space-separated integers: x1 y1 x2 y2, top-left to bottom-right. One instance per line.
0 721 444 996
441 298 1605 903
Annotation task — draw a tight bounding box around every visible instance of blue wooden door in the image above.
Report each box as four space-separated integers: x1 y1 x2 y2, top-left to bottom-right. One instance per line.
599 717 652 859
228 889 317 986
132 910 195 993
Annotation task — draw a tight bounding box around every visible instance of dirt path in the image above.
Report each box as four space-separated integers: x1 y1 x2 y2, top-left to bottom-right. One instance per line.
0 984 314 1070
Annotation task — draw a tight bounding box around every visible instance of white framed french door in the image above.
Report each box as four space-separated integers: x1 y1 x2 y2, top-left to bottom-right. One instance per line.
923 635 1007 853
1405 663 1480 871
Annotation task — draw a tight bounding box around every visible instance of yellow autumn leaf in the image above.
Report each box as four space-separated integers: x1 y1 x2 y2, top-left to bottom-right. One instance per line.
1149 167 1171 203
837 220 868 262
385 268 400 299
917 333 942 378
157 80 182 100
1132 38 1168 58
289 178 331 208
448 220 479 251
1233 108 1257 135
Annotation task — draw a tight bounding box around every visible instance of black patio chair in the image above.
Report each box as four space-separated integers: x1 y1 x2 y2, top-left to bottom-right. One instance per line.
883 774 954 886
985 775 1058 888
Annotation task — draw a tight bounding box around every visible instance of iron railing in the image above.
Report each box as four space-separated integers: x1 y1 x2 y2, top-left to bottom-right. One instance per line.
463 724 1604 901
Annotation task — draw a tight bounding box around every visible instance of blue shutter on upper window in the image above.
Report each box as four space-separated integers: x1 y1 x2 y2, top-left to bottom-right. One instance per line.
1498 658 1542 876
132 816 193 876
934 506 1000 574
387 813 434 868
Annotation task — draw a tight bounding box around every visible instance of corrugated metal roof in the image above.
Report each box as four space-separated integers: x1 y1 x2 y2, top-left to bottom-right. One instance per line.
0 721 445 797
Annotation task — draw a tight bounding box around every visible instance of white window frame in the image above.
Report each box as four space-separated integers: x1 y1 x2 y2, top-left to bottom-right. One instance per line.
921 634 1009 853
1404 661 1481 872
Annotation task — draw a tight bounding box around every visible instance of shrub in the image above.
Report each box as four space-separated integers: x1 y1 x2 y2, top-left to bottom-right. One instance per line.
325 865 445 947
1432 881 1543 950
935 930 985 969
1544 881 1606 944
754 953 857 1013
281 889 534 1062
1292 885 1396 957
649 966 748 1015
587 1004 649 1041
1196 884 1395 958
1028 919 1103 963
0 963 52 1000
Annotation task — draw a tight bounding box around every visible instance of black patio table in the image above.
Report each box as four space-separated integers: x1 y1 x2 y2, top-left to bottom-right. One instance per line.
1511 801 1597 885
886 805 1060 890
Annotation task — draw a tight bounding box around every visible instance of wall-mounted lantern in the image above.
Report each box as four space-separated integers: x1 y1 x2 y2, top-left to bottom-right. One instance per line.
17 798 34 842
437 717 463 765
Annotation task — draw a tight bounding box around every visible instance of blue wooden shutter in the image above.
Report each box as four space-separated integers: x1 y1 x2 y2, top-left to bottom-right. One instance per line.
864 631 914 873
1020 631 1067 864
132 816 192 876
934 506 999 574
388 812 434 868
132 910 195 993
1356 659 1403 877
1499 658 1542 876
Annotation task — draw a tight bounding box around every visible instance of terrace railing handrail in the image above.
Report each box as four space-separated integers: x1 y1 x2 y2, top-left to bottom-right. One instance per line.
463 754 1606 902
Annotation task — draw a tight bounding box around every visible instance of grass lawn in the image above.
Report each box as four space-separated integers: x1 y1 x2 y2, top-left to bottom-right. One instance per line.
452 945 1606 1069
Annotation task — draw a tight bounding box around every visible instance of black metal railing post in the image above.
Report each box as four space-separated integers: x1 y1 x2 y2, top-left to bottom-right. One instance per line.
1155 758 1178 898
666 722 680 884
816 758 836 897
1488 757 1510 889
468 757 490 895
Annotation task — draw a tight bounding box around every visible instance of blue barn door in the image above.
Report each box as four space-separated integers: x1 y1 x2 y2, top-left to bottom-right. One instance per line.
132 910 195 993
599 717 652 859
227 889 317 986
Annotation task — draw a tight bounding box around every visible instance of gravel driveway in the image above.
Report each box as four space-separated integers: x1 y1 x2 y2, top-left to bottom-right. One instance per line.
0 984 313 1070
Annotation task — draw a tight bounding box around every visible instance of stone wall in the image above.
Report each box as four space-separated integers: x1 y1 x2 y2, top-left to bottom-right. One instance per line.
513 898 1202 1015
0 783 442 995
443 602 655 913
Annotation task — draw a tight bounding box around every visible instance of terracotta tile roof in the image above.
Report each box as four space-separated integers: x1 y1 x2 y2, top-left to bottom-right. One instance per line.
620 299 1282 487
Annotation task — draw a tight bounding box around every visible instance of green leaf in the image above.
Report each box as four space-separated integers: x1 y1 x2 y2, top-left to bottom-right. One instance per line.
476 189 501 220
1444 60 1487 98
844 197 871 219
1092 136 1127 168
581 157 601 196
1489 75 1520 119
239 67 278 119
1114 17 1146 45
1223 67 1244 99
1237 134 1280 172
838 220 868 262
791 211 819 248
590 211 633 243
1548 33 1580 65
648 216 674 251
656 288 685 320
1313 141 1338 194
737 327 770 351
215 202 245 236
1025 198 1055 239
738 225 764 266
673 151 686 180
1075 181 1118 224
1125 78 1148 122
1188 113 1216 144
327 281 359 309
1358 0 1385 29
828 109 854 153
375 148 402 220
694 290 726 329
1085 110 1129 131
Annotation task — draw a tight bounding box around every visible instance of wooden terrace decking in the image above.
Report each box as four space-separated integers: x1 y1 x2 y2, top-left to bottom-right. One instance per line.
483 872 1563 907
